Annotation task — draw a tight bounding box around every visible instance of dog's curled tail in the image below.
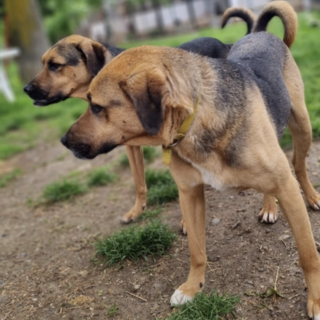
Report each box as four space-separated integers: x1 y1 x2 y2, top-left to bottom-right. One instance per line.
254 1 298 48
221 7 257 34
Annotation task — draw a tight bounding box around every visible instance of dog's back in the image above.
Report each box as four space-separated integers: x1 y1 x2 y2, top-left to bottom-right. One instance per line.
179 37 232 59
227 32 291 138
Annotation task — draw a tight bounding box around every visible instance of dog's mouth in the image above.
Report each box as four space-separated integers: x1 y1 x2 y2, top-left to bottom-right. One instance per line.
61 135 117 160
33 95 66 107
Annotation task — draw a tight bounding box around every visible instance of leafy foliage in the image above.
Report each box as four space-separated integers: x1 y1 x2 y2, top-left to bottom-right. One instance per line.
38 0 102 43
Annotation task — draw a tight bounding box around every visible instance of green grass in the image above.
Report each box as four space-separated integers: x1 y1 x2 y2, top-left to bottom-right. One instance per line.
95 220 176 265
118 153 130 167
108 303 119 317
0 169 22 188
143 146 158 163
1 12 320 161
145 169 179 205
138 207 162 221
118 146 158 168
164 291 239 320
87 167 117 187
43 179 87 203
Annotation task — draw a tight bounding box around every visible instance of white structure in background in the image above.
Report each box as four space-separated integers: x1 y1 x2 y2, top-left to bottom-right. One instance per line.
90 21 107 42
229 0 268 10
0 48 20 102
102 0 271 38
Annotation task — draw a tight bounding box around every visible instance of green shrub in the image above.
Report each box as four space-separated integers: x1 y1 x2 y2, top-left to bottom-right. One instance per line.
95 220 176 265
87 167 117 187
43 179 87 203
166 291 239 320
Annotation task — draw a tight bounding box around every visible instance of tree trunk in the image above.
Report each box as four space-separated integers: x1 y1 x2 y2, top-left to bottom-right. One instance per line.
4 0 50 83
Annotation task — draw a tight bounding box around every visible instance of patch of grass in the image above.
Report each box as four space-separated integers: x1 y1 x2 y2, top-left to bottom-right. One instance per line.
165 291 239 320
0 144 25 160
119 153 130 167
87 167 118 187
108 303 119 317
0 168 22 188
143 146 158 163
138 207 162 221
145 169 178 205
43 179 87 203
95 220 176 265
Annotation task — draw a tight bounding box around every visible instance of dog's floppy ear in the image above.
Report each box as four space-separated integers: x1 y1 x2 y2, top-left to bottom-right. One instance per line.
76 40 107 77
120 67 194 135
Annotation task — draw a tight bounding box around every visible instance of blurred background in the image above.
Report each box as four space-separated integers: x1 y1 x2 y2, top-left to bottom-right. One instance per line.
0 0 319 164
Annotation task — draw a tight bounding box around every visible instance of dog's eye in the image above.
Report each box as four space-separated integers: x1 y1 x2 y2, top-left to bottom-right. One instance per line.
91 105 103 114
48 62 61 71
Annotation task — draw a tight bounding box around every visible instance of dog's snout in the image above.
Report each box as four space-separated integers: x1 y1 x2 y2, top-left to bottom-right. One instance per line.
60 135 68 147
23 83 33 94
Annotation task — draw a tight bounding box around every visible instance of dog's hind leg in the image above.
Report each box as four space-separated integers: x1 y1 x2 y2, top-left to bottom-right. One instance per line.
283 53 320 210
259 194 278 223
121 146 147 222
274 170 320 319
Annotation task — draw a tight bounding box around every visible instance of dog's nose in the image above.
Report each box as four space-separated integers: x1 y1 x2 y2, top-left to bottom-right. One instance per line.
60 135 68 147
23 83 33 94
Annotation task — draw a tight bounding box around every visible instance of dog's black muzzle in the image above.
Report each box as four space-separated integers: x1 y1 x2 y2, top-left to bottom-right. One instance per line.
23 82 64 107
61 134 117 160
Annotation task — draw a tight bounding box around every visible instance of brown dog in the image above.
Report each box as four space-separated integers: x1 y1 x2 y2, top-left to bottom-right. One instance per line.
24 2 311 227
61 18 320 317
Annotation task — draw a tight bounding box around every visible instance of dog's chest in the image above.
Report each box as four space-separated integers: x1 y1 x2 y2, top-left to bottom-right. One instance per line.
179 153 228 191
192 162 226 190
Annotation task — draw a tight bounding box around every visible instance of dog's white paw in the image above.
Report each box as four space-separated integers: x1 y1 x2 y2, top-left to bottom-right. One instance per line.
308 312 320 320
170 289 193 306
260 211 278 223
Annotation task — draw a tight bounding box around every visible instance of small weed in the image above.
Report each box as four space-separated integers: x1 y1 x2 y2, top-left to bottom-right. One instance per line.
165 291 239 320
119 153 130 167
0 168 21 187
108 303 119 317
95 220 176 265
87 167 117 187
145 169 178 205
138 207 162 221
43 179 87 203
143 146 158 163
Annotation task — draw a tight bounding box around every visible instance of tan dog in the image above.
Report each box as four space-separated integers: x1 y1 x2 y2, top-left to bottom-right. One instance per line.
25 2 315 227
61 24 320 317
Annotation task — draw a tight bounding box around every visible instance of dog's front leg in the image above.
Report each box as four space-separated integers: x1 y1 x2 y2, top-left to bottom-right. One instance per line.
121 146 147 222
171 183 206 305
169 153 206 306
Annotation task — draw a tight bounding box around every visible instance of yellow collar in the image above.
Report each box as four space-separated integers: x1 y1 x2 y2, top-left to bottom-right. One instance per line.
162 86 202 166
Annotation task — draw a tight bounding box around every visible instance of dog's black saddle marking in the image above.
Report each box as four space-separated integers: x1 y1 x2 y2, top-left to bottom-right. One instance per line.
227 32 291 139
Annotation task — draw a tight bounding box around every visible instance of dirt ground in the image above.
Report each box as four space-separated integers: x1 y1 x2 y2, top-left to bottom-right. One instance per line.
1 140 320 320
